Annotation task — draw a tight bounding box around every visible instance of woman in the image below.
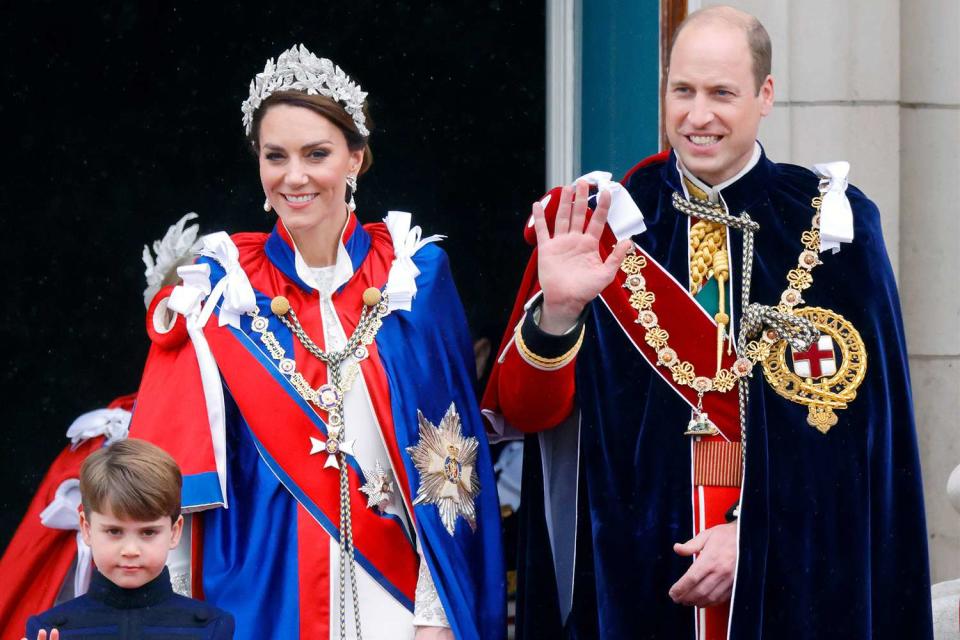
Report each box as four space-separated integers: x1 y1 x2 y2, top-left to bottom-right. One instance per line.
130 45 504 639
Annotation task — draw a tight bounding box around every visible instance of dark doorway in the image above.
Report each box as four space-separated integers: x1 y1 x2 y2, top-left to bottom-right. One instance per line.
0 1 545 549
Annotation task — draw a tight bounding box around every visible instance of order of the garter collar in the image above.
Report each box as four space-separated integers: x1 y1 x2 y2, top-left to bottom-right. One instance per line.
241 43 369 137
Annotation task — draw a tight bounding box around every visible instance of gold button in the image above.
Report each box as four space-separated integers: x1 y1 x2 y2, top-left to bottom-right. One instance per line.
270 296 291 316
362 287 382 307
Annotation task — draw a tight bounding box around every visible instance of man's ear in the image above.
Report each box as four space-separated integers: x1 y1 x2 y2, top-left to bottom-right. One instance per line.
758 74 775 117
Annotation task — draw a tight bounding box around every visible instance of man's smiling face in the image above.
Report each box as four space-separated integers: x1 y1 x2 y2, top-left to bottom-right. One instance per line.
665 19 774 185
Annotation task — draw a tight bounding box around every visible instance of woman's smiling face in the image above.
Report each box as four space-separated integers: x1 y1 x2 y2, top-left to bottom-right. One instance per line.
258 103 364 236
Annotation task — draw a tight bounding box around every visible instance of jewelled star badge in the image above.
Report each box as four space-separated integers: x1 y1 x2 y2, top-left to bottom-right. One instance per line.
359 460 395 513
406 403 480 536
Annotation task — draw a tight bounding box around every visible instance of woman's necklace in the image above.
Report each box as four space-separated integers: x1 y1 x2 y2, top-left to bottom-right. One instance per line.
247 285 388 640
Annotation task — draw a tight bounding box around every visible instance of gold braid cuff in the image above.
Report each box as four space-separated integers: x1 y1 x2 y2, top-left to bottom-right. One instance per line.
514 320 585 371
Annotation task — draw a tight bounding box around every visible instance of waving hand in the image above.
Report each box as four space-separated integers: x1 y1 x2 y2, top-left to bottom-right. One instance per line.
533 180 634 334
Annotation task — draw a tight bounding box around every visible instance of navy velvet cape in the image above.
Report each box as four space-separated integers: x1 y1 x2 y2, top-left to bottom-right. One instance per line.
515 150 933 640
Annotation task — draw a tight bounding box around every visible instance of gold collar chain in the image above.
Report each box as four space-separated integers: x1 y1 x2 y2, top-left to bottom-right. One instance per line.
620 194 826 434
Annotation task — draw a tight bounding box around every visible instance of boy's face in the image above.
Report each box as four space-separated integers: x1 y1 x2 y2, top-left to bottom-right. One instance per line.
80 506 183 589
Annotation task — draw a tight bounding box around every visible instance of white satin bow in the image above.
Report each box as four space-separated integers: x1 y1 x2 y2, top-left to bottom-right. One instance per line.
167 262 211 319
577 171 646 239
383 211 445 312
40 479 94 596
530 171 646 240
196 232 258 328
65 407 131 448
813 162 854 254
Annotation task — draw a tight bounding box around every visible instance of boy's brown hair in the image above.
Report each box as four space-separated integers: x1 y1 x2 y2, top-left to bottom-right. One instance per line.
79 438 182 522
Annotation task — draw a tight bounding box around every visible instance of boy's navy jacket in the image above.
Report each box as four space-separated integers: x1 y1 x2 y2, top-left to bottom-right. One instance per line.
26 567 234 639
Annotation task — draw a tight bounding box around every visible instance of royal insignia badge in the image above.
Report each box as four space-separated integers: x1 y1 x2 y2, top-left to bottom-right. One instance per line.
406 403 480 535
309 429 357 469
792 335 838 379
760 306 867 433
359 460 395 512
684 410 721 437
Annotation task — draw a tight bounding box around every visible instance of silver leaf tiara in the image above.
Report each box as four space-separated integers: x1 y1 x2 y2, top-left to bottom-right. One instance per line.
241 44 369 137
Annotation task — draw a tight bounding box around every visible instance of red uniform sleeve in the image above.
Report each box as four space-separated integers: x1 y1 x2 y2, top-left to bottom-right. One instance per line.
495 325 577 432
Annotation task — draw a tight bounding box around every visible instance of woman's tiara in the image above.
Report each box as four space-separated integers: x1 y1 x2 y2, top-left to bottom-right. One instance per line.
241 44 369 137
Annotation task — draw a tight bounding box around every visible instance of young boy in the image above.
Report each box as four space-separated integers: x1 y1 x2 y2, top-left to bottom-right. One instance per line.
24 438 234 639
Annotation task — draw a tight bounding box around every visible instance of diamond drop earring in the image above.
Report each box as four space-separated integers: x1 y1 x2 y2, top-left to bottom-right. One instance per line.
346 174 358 212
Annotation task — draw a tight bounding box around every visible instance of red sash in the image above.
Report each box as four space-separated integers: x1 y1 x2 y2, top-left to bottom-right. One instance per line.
597 230 740 640
596 231 741 442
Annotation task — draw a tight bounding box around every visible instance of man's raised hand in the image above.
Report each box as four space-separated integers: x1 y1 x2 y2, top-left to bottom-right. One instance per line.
533 180 634 334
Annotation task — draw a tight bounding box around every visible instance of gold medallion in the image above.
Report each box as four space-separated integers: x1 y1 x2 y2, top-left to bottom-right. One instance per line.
760 306 867 433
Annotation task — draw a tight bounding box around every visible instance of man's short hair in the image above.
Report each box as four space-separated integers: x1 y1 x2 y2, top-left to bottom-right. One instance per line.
80 438 182 522
670 6 772 94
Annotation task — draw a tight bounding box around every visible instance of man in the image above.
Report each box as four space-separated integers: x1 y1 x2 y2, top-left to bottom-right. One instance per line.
482 6 933 639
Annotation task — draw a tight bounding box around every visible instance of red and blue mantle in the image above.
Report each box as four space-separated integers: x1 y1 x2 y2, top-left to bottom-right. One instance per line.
132 215 505 639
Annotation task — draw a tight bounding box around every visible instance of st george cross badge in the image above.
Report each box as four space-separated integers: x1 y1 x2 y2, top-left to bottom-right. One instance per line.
761 306 867 433
406 403 481 536
792 335 838 379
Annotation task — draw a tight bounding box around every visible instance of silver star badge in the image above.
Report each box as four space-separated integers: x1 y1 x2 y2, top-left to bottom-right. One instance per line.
405 403 480 536
309 428 357 469
359 460 395 512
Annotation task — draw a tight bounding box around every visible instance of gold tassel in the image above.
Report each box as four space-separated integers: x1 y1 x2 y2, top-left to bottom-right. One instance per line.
713 249 730 373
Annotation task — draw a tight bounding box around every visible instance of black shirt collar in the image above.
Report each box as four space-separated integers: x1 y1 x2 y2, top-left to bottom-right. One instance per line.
86 566 174 610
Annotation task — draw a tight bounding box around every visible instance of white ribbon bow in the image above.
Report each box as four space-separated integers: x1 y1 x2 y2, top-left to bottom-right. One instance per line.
812 161 854 254
40 479 94 597
530 171 646 240
196 232 258 328
65 408 131 449
383 211 445 312
168 263 212 318
576 171 646 240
